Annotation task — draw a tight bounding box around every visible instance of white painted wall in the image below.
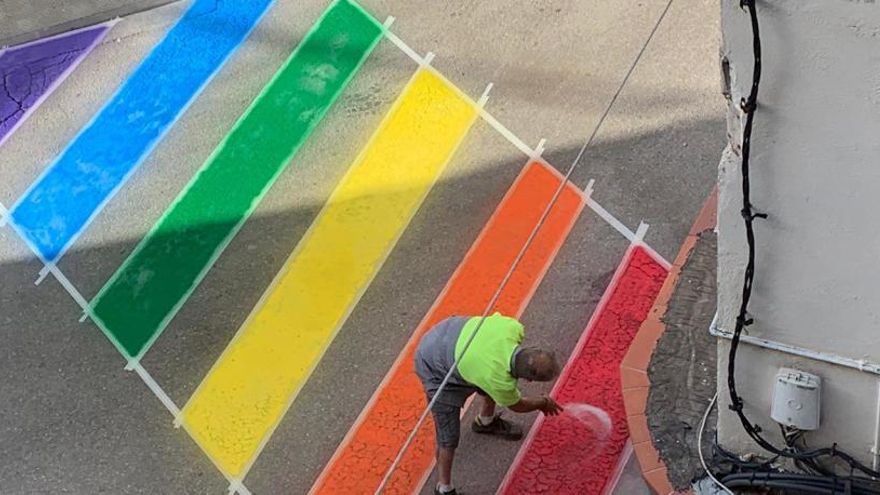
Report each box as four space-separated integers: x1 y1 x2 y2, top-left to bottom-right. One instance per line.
716 0 880 465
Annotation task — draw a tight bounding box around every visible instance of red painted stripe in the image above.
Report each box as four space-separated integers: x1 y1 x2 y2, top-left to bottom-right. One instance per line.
310 161 584 494
498 245 668 495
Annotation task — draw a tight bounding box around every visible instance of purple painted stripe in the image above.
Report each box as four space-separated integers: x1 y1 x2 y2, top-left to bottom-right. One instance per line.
0 23 110 146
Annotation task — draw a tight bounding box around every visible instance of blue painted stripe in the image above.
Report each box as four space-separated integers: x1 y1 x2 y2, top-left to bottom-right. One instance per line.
10 0 273 262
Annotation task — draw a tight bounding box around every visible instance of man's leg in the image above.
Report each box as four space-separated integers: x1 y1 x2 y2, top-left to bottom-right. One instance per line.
471 392 523 440
478 394 496 420
437 446 455 487
431 402 462 494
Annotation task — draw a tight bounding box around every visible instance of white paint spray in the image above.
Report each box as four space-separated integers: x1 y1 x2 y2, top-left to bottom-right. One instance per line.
522 402 615 487
563 402 612 441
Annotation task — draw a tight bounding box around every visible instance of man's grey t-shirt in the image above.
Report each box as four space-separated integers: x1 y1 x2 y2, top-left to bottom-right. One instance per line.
414 316 480 408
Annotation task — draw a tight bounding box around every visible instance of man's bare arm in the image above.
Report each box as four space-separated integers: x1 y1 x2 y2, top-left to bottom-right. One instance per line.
508 396 563 415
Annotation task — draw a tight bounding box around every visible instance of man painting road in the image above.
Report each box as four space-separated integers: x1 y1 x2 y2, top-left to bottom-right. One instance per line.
415 313 564 495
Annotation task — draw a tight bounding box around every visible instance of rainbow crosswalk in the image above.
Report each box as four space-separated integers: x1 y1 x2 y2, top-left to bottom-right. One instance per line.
311 162 584 494
90 0 383 361
181 67 476 480
0 0 671 492
10 0 273 264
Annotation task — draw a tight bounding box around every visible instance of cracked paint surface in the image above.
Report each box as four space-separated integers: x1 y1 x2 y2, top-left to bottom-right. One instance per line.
0 25 108 146
499 246 667 494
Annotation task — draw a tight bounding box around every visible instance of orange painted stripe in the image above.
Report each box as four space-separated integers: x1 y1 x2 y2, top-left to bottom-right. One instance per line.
309 161 584 494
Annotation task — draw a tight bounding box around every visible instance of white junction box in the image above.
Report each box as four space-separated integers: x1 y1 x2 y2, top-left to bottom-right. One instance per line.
771 368 821 430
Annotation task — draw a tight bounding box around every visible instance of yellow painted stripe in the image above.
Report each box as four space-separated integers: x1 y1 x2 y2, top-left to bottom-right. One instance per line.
180 68 477 479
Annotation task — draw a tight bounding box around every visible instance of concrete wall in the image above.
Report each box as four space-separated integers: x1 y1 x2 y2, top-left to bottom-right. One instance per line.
716 0 880 466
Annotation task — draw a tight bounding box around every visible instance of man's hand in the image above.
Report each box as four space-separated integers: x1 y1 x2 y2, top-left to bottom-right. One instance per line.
539 396 563 416
508 395 565 415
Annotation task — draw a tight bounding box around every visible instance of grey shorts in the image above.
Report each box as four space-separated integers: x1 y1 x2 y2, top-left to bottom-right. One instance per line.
413 316 485 449
430 400 463 449
427 388 489 449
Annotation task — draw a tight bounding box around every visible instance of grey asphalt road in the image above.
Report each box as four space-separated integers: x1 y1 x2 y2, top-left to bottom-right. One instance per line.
0 0 723 493
0 0 176 46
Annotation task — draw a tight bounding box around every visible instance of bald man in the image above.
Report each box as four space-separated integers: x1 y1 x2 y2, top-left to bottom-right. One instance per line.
414 313 563 495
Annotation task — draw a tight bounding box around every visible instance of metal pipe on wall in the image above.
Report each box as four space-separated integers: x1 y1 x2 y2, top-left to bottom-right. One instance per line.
709 313 880 376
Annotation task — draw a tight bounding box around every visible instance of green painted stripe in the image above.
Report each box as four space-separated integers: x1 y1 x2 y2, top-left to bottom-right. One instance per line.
91 0 383 359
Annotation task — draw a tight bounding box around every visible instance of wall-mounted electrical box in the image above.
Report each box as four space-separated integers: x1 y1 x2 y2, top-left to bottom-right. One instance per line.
770 368 821 430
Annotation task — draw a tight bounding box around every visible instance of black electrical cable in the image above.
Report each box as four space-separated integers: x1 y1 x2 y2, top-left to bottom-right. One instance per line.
725 0 880 480
709 427 880 493
723 473 878 486
783 424 839 477
722 480 866 495
712 436 778 470
721 472 880 495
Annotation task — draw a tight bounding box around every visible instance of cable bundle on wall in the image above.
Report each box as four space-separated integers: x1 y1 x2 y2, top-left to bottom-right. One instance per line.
720 1 880 492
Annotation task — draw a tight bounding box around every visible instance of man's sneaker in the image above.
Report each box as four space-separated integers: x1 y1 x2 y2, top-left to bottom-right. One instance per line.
471 414 523 440
433 487 457 495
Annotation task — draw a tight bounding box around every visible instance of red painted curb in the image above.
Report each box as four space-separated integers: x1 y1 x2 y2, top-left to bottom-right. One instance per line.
620 187 717 495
